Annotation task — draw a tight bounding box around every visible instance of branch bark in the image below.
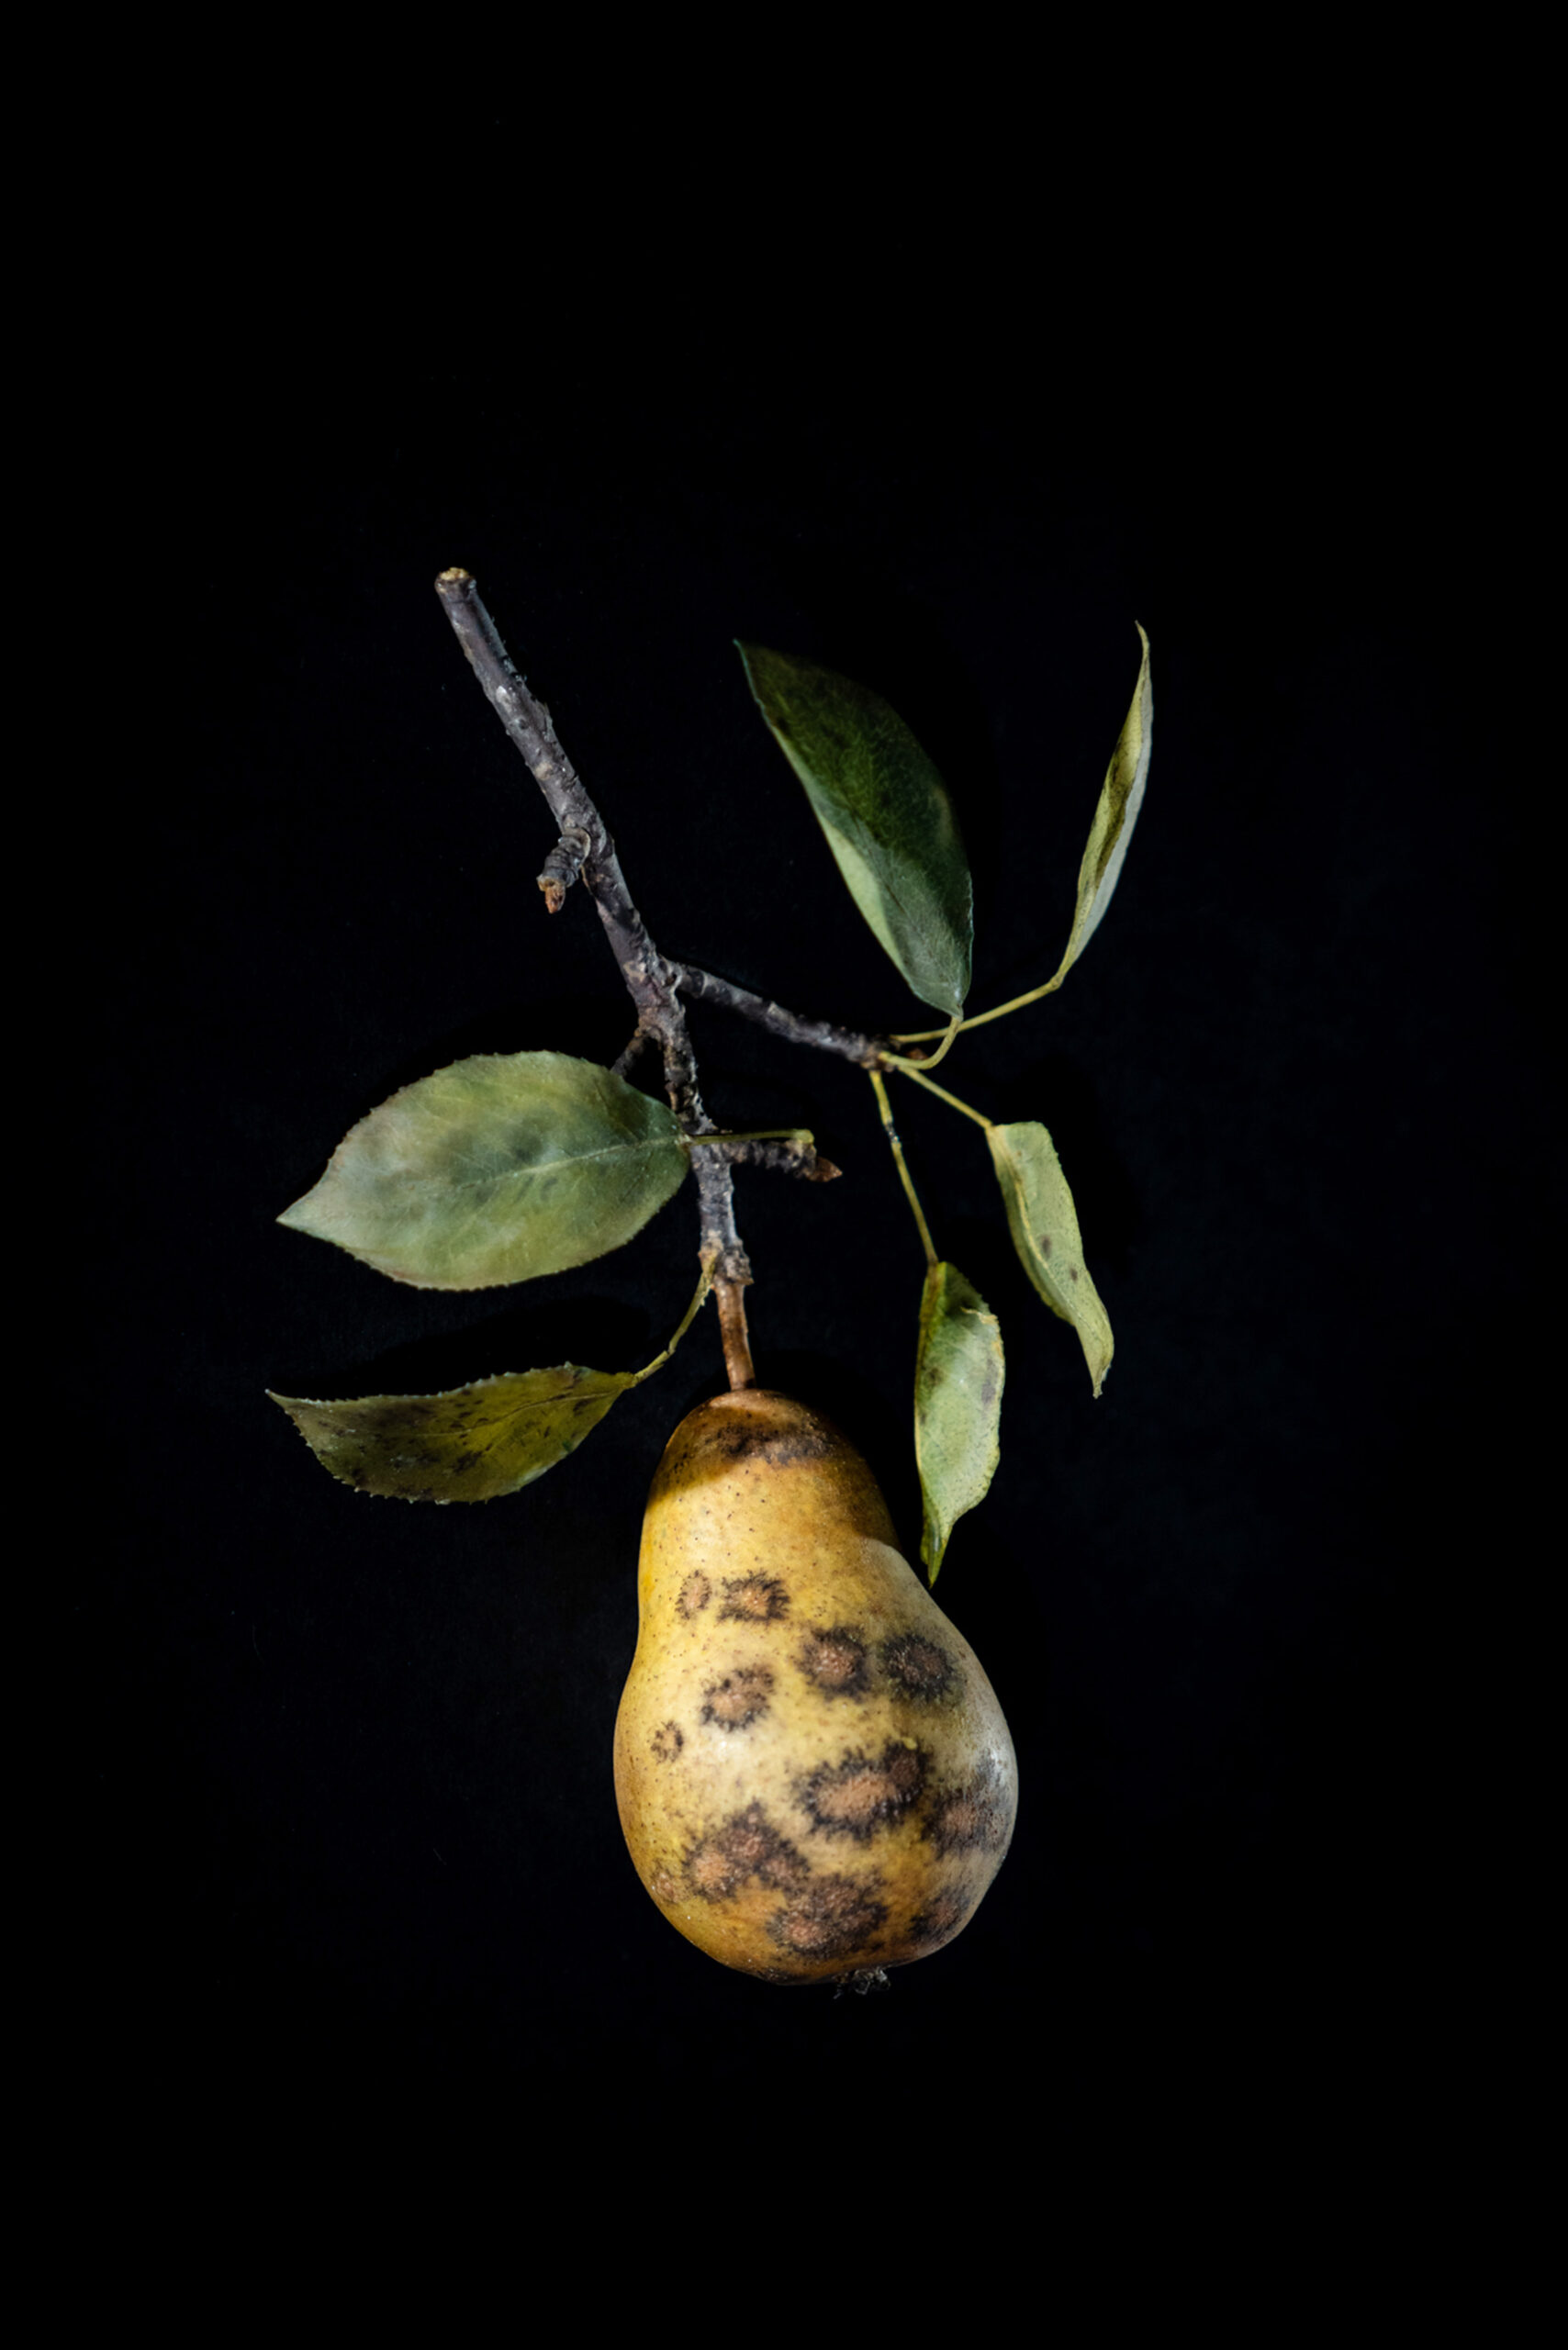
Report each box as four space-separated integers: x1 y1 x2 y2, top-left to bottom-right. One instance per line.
667 962 884 1068
435 567 756 1386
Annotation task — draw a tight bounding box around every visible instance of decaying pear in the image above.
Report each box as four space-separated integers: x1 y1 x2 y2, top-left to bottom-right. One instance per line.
613 1390 1017 1982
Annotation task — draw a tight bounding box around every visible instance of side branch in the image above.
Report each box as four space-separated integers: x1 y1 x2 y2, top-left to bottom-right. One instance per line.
667 962 884 1068
708 1137 841 1181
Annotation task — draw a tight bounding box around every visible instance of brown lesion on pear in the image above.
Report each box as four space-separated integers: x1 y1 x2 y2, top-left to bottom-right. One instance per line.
797 1742 926 1842
700 1422 833 1468
684 1802 810 1903
766 1873 890 1963
650 1720 685 1762
700 1664 775 1730
880 1631 960 1702
906 1886 973 1948
677 1571 711 1618
797 1624 871 1697
924 1762 1014 1857
719 1572 790 1622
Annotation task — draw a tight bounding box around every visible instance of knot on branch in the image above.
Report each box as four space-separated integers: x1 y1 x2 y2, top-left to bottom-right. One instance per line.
537 827 590 913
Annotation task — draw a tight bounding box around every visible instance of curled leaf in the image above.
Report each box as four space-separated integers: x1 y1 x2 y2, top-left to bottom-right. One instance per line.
278 1050 689 1289
1049 622 1153 987
271 1267 713 1502
270 1365 636 1501
737 643 972 1017
914 1261 1004 1583
986 1121 1114 1395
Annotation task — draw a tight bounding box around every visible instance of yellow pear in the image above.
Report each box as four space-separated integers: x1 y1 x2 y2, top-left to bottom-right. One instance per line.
613 1388 1017 1982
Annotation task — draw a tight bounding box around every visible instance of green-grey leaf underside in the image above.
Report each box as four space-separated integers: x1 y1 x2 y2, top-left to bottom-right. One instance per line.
986 1121 1114 1395
277 1051 689 1289
1049 622 1152 987
270 1364 637 1501
914 1260 1004 1583
737 643 972 1016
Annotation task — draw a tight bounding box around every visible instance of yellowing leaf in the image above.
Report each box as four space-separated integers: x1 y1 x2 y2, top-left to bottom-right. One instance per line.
986 1121 1114 1395
278 1051 689 1289
1049 623 1152 987
737 643 972 1016
914 1261 1004 1583
270 1364 637 1502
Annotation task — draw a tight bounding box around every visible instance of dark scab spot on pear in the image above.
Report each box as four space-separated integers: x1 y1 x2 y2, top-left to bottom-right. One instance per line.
925 1763 1013 1857
687 1841 744 1901
677 1571 711 1618
682 1416 834 1471
651 1720 685 1762
685 1802 809 1903
719 1572 790 1623
907 1886 973 1949
767 1873 890 1963
798 1743 926 1842
700 1664 774 1730
881 1632 958 1700
798 1625 871 1697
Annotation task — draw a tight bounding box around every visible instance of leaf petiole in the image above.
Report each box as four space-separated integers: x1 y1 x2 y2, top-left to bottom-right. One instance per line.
894 1065 994 1130
632 1260 716 1383
868 1069 938 1268
893 979 1063 1044
686 1126 815 1150
881 1013 963 1073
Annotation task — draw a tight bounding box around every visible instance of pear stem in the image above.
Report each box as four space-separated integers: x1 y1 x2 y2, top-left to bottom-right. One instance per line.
716 1280 756 1389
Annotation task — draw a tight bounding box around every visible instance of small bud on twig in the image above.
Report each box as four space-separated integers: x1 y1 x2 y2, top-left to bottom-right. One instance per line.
538 826 590 912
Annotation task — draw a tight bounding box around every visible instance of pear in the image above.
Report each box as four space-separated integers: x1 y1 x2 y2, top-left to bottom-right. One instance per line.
613 1389 1017 1982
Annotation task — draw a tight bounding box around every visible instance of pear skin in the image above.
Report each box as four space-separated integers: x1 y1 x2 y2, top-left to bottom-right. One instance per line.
613 1389 1017 1982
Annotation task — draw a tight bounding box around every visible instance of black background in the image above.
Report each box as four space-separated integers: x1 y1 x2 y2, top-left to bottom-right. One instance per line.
77 235 1534 2160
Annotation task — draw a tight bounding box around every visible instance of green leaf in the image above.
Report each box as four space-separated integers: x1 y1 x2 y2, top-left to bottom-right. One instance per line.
737 643 972 1016
986 1121 1114 1395
278 1051 689 1289
270 1364 637 1502
1048 622 1153 987
914 1261 1004 1583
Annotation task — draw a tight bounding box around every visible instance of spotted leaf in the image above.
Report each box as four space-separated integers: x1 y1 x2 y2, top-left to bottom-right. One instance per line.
986 1121 1113 1395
